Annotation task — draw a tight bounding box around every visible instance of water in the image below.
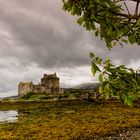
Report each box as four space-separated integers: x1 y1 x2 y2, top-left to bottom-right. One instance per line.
0 110 18 123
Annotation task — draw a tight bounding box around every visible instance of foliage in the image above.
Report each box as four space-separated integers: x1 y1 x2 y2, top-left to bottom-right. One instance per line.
63 0 140 48
21 91 35 100
2 98 10 102
90 52 140 106
20 91 76 100
62 0 140 106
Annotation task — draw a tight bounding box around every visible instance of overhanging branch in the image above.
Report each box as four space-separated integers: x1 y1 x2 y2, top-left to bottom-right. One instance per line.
117 12 140 19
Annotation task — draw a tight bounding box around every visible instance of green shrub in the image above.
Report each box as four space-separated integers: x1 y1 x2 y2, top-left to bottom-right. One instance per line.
2 98 10 102
39 95 52 99
21 91 35 100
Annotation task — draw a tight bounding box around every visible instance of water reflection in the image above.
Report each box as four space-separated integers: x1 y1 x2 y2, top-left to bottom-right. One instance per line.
0 110 18 123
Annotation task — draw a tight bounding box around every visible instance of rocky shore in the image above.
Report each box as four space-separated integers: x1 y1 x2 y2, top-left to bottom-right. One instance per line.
99 127 140 140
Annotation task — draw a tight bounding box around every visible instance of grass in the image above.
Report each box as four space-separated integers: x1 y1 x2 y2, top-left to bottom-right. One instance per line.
0 99 140 139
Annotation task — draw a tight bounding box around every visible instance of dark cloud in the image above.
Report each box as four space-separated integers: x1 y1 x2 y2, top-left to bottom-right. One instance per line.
0 0 139 68
0 0 95 68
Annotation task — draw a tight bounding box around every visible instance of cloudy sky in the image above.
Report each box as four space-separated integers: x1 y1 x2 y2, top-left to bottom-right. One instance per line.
0 0 139 97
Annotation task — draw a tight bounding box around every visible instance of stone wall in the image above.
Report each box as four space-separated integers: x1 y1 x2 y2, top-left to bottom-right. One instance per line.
18 82 34 97
41 74 59 88
33 85 51 94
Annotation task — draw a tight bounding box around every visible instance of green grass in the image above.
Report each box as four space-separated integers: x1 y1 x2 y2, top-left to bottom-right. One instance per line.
20 91 72 101
0 99 140 139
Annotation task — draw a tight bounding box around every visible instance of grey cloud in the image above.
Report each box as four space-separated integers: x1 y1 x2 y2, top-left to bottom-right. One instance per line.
0 0 95 68
0 0 139 69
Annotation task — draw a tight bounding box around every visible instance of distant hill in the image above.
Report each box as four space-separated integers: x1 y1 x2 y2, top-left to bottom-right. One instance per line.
73 83 100 90
7 95 18 99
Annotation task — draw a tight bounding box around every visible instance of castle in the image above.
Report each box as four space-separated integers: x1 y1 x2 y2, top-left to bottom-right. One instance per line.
18 73 63 97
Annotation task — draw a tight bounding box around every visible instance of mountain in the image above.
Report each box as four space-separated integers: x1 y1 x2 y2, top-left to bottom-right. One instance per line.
73 83 100 90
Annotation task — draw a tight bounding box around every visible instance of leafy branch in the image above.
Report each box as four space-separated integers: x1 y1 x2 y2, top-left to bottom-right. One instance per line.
62 0 140 106
90 52 140 106
63 0 140 48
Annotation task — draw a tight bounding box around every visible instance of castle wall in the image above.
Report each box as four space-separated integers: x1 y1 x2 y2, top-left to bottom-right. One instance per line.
18 82 34 97
33 85 51 94
41 78 59 88
52 78 59 88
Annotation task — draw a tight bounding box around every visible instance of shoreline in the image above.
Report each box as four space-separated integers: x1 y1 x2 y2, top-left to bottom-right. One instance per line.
0 99 140 139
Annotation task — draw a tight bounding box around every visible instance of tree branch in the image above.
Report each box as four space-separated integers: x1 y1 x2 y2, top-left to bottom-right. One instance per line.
115 0 140 3
135 1 140 15
116 12 140 19
124 2 131 15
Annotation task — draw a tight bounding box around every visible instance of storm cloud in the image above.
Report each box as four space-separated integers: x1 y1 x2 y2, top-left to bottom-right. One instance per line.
0 0 94 68
0 0 140 97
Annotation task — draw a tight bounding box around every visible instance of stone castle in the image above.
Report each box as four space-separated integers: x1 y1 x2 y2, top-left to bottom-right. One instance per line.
18 73 63 97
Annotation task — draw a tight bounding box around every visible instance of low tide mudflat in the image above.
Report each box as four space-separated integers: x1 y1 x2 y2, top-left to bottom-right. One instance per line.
0 99 140 139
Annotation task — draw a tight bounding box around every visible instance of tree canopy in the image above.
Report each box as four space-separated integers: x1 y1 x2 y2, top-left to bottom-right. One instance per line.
62 0 140 106
63 0 140 49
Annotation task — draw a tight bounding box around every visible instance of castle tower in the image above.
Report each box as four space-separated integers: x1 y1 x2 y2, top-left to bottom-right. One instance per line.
41 73 59 93
18 82 34 97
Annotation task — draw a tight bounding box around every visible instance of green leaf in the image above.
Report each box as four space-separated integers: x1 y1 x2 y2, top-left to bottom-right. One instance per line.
128 34 136 44
95 30 99 36
112 41 117 46
124 94 133 106
122 39 128 44
104 91 110 100
136 18 140 27
99 73 103 84
90 52 94 58
95 57 102 65
117 65 126 69
77 17 83 25
105 58 111 65
99 85 103 94
91 61 101 76
71 5 77 15
117 69 127 74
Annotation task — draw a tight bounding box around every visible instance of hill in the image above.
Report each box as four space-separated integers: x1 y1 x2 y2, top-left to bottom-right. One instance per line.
73 83 100 90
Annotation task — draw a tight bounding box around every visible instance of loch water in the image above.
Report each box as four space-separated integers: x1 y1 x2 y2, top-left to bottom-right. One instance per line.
0 110 18 123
